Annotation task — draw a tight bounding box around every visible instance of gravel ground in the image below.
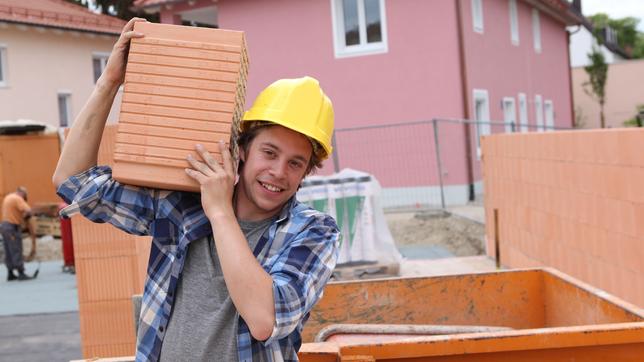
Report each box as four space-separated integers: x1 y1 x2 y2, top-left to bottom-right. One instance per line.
386 210 486 257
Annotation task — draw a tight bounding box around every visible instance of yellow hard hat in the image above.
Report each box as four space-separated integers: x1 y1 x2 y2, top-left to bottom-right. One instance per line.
242 76 334 159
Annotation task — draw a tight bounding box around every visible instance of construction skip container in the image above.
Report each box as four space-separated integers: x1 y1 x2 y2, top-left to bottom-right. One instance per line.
298 268 644 361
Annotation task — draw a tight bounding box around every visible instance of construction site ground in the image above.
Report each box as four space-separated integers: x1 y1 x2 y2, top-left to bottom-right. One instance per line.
0 204 495 361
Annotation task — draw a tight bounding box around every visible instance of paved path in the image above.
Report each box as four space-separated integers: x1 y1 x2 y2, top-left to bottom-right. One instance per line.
0 260 78 316
0 312 81 362
0 254 496 361
0 260 80 361
447 204 485 224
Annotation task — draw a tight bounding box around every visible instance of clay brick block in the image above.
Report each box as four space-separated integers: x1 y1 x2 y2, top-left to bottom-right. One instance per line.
624 168 644 204
76 255 145 303
71 215 145 258
618 234 641 274
79 299 137 357
83 344 135 360
616 128 644 167
114 22 249 192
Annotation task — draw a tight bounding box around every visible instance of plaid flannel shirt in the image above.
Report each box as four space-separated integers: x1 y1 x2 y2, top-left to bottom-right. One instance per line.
57 166 339 362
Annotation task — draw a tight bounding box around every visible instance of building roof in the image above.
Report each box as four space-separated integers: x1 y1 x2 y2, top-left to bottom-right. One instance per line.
133 0 181 9
135 0 584 26
0 0 126 35
523 0 584 26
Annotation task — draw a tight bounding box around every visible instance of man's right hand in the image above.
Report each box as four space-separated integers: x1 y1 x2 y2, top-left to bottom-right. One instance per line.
98 17 147 90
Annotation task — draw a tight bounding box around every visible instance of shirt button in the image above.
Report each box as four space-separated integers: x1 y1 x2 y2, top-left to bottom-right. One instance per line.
159 326 165 332
168 291 173 298
177 252 182 259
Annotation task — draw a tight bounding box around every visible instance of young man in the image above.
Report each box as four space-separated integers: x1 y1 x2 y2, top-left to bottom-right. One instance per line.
52 18 339 362
1 186 35 281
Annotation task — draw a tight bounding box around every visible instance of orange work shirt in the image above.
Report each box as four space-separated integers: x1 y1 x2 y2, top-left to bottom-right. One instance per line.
2 193 31 225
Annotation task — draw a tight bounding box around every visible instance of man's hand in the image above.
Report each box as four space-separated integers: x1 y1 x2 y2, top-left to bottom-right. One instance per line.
98 17 147 90
185 142 237 220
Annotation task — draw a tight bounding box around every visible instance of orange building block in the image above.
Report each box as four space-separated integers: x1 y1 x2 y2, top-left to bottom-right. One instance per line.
0 133 60 210
482 128 644 307
113 22 249 192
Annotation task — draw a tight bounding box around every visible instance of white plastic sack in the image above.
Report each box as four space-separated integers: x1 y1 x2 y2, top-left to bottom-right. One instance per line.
297 169 402 265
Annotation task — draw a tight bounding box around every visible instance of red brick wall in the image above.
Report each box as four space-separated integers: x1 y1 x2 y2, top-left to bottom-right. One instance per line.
483 129 644 308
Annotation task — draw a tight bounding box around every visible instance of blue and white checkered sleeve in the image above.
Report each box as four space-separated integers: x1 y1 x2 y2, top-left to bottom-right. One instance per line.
263 214 340 345
57 165 155 236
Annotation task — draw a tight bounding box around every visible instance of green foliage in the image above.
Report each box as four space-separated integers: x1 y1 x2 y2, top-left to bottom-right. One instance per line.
63 0 158 22
589 13 644 59
623 104 644 127
583 47 608 128
633 33 644 58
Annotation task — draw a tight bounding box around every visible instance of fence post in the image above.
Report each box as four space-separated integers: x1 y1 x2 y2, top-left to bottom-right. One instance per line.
432 119 446 210
331 131 340 173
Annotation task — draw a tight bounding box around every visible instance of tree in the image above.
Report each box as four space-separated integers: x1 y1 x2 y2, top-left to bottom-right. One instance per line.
623 104 644 127
64 0 158 22
583 47 608 128
589 13 644 59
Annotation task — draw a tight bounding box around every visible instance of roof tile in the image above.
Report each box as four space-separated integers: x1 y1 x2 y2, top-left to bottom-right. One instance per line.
0 0 126 35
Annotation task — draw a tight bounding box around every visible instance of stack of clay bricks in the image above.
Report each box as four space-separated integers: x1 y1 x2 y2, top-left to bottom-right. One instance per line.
114 22 249 192
72 22 249 357
482 128 644 308
70 125 152 358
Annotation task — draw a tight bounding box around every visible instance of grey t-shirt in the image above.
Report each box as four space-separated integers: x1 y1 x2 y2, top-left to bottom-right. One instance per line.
159 217 274 362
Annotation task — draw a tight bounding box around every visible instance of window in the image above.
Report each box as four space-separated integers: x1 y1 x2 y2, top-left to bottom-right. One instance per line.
92 52 110 83
472 0 484 33
544 100 554 131
473 89 491 158
331 0 388 58
535 95 544 132
518 93 528 132
502 97 516 133
0 45 7 87
58 92 72 127
509 0 519 45
532 9 541 53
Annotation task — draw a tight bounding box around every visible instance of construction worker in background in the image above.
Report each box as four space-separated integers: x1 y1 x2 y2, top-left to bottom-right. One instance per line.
52 18 339 362
1 186 36 281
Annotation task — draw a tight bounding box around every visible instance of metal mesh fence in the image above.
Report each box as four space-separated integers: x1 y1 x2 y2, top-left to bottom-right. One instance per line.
329 118 570 211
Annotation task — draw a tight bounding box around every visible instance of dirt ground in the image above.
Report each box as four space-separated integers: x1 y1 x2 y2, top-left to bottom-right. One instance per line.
385 210 486 257
0 210 486 263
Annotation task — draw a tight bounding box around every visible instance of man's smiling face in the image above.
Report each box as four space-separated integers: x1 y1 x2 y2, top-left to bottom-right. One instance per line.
235 125 312 221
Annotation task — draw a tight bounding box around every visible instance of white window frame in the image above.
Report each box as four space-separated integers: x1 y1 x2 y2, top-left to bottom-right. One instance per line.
92 52 110 84
0 44 7 87
544 100 554 131
509 0 519 45
58 91 72 128
502 97 517 133
535 94 544 132
472 0 484 34
473 89 491 158
330 0 388 58
518 93 528 132
532 9 541 53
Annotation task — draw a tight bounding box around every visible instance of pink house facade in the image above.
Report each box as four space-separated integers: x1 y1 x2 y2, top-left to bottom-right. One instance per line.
135 0 582 207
